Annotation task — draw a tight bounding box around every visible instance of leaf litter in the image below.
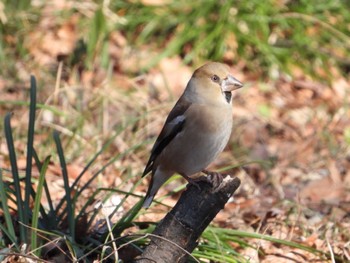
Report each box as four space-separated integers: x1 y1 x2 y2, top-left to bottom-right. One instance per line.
0 3 349 262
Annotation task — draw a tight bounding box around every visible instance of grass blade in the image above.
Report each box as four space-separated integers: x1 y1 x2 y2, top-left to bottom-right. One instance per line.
53 124 127 219
111 199 143 237
0 100 66 117
0 224 17 248
74 141 147 224
207 227 332 260
0 169 17 248
31 155 51 255
32 148 55 226
4 112 26 242
53 131 75 241
70 125 125 193
24 75 37 227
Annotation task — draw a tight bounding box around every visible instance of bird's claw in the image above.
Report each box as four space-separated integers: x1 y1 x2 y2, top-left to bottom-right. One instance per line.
202 170 224 189
182 171 226 190
181 173 211 190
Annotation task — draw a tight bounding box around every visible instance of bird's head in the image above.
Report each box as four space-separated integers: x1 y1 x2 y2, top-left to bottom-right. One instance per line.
186 62 243 104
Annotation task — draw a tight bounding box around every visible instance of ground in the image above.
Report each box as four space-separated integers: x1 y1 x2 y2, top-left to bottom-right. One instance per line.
0 1 349 262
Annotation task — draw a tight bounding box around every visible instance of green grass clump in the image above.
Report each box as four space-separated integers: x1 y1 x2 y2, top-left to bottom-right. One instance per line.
0 76 146 261
114 0 350 77
1 1 349 79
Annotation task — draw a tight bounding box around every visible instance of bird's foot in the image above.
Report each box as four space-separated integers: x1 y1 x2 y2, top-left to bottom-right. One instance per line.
202 170 224 189
181 173 210 190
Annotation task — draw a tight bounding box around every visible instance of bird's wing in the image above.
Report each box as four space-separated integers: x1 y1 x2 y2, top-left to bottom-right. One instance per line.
142 97 191 177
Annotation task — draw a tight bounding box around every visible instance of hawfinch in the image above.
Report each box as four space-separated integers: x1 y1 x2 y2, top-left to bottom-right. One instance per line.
142 62 243 208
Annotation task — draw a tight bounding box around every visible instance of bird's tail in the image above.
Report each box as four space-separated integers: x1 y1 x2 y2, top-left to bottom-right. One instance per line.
142 168 173 208
142 194 155 209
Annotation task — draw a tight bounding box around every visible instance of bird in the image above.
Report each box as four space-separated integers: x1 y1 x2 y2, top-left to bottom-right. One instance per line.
142 62 243 208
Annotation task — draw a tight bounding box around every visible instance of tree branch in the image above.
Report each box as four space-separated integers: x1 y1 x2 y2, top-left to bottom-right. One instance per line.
134 175 241 263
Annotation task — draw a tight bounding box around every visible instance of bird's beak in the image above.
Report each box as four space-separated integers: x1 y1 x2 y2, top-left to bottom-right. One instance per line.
221 74 243 92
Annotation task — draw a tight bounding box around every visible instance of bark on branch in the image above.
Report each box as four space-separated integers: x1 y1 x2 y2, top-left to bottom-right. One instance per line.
134 175 241 263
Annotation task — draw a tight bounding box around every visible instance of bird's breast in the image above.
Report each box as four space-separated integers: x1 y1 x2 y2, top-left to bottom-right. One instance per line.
190 104 233 134
156 104 233 175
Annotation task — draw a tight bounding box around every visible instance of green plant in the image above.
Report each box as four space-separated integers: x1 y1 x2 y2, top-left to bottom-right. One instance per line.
2 1 349 81
108 0 350 78
0 76 147 261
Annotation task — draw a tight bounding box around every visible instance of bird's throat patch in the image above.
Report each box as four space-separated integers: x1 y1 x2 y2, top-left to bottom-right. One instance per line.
224 91 232 103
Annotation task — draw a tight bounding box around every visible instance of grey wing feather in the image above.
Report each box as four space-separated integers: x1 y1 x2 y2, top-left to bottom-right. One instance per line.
142 97 191 177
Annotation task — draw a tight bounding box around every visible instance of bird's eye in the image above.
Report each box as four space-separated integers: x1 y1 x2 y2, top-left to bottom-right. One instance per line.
211 75 220 83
